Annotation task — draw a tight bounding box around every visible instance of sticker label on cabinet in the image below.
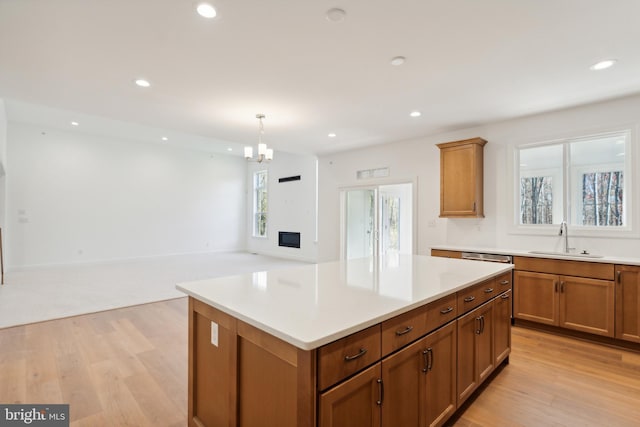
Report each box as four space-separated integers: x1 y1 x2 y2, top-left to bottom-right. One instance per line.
211 321 219 347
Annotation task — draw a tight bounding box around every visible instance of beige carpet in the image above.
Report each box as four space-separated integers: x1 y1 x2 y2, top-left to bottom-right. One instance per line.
0 252 310 329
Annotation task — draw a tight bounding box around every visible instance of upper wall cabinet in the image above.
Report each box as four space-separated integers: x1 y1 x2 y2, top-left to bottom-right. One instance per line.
437 137 487 218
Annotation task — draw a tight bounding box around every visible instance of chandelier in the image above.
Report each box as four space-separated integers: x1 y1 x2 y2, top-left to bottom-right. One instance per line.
244 114 274 163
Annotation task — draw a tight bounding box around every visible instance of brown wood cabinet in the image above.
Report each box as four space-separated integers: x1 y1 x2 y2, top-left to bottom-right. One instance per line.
493 290 512 366
437 137 487 218
514 258 615 338
430 249 462 259
615 265 640 343
188 273 511 427
319 364 381 427
457 301 494 407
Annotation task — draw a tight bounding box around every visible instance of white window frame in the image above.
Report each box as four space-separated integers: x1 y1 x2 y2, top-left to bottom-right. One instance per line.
253 169 268 238
509 128 637 238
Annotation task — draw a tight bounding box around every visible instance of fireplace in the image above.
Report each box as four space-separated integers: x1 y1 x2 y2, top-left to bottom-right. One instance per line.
278 232 301 249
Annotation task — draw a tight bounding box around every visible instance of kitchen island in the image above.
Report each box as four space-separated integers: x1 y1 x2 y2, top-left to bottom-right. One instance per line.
177 254 513 427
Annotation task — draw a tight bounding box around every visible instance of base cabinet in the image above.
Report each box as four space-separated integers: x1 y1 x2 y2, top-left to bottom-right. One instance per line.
457 301 494 406
616 265 640 343
493 290 512 365
319 364 381 427
514 271 614 337
188 274 512 427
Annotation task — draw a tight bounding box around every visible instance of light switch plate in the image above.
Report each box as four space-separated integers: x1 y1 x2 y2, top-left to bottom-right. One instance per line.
211 321 219 347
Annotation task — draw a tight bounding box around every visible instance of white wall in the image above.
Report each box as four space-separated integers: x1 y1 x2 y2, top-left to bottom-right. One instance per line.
247 151 317 262
318 94 640 261
6 122 246 268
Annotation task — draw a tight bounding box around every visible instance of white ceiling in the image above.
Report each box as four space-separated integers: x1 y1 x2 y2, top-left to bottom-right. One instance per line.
1 0 639 156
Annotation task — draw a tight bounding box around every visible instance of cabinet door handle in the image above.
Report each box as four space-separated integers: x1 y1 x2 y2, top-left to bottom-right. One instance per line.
501 293 510 299
427 347 433 371
560 281 565 293
555 281 558 292
395 326 414 336
484 288 494 294
464 296 476 303
617 270 621 284
475 316 482 334
422 349 429 373
500 280 510 285
473 201 476 212
440 307 454 315
376 378 384 405
344 348 367 361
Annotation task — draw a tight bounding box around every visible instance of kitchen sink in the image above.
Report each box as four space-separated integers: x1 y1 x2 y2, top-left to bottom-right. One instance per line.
528 250 604 259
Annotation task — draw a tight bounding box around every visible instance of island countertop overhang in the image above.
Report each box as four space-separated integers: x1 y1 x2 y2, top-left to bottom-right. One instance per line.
176 255 513 350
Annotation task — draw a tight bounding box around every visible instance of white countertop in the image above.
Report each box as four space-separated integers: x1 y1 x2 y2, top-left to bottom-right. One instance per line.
176 254 512 350
431 245 640 266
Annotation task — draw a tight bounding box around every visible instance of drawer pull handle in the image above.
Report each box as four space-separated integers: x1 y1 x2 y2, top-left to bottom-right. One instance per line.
395 326 414 336
475 316 482 334
376 378 384 405
464 296 476 303
501 293 510 299
500 280 510 285
440 307 454 315
484 288 494 294
344 348 367 361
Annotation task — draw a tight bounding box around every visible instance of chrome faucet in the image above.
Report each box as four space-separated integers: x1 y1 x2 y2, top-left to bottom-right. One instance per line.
559 221 574 253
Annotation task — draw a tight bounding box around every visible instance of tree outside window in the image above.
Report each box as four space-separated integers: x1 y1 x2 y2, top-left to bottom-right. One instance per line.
517 130 629 230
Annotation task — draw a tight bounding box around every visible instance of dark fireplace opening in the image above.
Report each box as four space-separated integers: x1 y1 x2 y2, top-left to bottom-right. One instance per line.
279 232 301 249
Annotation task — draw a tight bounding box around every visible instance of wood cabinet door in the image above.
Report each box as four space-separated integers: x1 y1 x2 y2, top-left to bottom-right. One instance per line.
319 364 381 427
493 290 512 366
438 139 485 218
424 321 457 427
457 302 494 407
456 307 478 406
616 265 640 343
559 276 615 337
381 337 426 427
476 303 495 384
513 271 559 325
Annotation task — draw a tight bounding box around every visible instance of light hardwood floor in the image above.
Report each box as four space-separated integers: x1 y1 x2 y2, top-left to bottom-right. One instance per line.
1 298 639 426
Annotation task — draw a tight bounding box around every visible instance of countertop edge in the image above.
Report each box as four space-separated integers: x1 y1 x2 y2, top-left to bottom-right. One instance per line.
177 263 513 351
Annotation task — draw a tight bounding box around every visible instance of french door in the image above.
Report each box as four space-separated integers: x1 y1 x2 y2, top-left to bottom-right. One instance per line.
342 183 413 260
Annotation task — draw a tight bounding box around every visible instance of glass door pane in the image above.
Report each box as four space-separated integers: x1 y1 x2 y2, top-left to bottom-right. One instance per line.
345 189 376 259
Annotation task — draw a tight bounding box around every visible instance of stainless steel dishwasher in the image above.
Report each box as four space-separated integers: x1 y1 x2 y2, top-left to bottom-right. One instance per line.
461 252 514 323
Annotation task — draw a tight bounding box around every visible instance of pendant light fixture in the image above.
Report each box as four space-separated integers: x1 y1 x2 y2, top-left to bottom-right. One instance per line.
244 114 274 163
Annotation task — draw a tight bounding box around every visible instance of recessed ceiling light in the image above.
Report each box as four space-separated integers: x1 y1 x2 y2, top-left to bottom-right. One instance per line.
326 8 346 23
590 59 617 71
409 111 421 118
161 136 168 141
70 121 79 126
227 148 233 152
328 133 337 138
390 56 406 66
197 3 217 18
135 79 151 87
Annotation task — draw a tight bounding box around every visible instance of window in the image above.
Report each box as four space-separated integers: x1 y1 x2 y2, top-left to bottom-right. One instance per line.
253 170 268 238
516 130 631 232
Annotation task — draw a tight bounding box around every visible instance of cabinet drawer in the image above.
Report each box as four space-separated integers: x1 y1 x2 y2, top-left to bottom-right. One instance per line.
425 293 458 333
318 324 381 390
457 278 496 314
380 293 458 356
495 272 512 291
